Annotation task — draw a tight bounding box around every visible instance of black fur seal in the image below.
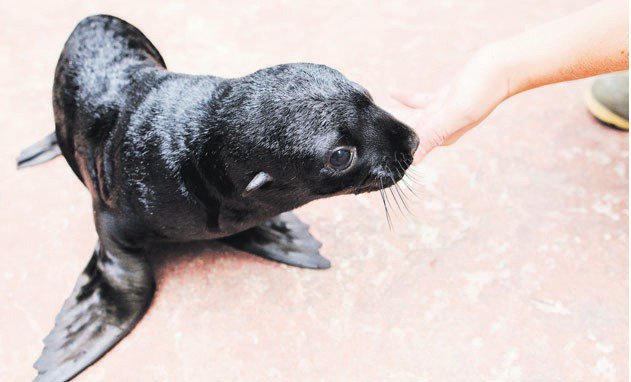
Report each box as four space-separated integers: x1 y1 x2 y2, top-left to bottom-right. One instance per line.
18 15 419 381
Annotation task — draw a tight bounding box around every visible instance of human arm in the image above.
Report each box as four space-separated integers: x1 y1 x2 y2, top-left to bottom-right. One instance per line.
394 0 629 162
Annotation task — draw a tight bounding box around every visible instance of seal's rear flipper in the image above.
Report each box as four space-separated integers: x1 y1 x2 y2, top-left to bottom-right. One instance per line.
34 242 155 382
16 132 61 169
221 212 331 269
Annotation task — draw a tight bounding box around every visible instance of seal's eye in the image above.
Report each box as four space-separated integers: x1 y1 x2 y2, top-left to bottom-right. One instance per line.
327 146 355 171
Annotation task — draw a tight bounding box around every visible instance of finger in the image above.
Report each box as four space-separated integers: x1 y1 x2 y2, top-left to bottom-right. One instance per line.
391 92 433 109
413 146 431 164
442 128 467 145
413 134 440 164
412 125 447 164
440 110 491 146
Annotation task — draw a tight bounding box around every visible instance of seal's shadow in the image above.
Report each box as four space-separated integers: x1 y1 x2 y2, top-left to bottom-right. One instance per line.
148 240 262 284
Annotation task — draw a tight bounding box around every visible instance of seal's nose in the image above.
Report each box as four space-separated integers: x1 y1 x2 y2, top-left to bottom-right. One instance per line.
377 109 420 160
391 117 419 156
407 133 420 156
397 122 420 157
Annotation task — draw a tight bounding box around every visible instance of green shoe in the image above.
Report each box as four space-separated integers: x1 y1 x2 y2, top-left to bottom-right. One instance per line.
585 71 629 130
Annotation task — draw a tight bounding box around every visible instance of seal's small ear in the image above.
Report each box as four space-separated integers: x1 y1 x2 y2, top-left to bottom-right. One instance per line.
242 172 273 197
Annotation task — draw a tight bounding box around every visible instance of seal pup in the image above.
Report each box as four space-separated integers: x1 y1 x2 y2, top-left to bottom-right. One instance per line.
20 15 419 381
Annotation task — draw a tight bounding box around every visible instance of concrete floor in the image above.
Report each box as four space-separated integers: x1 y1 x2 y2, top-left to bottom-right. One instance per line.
0 0 628 381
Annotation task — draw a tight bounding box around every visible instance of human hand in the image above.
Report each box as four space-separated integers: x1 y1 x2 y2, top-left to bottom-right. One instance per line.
393 46 513 163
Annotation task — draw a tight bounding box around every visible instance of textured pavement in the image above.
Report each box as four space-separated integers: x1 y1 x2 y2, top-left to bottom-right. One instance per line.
0 1 628 381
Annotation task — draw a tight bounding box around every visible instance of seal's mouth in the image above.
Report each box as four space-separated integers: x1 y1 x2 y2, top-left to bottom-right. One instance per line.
353 152 417 228
353 174 398 194
353 152 413 193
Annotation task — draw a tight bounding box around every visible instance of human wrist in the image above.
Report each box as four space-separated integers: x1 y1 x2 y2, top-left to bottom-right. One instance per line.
472 42 527 99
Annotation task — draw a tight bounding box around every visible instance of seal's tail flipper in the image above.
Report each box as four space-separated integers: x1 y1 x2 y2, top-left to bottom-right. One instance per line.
16 132 61 169
34 242 155 382
221 212 331 269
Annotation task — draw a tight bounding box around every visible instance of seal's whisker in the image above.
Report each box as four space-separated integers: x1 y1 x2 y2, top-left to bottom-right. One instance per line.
402 166 420 182
384 164 404 216
406 164 421 175
386 164 407 204
388 162 418 210
384 185 395 217
395 158 420 184
388 170 413 216
404 170 422 186
401 178 421 200
395 152 413 169
393 162 403 178
395 163 419 189
394 163 421 201
378 180 392 230
395 182 414 215
388 186 404 215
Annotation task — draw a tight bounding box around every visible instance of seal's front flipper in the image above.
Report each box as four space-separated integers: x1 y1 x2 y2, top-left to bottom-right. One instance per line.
34 242 155 382
16 132 61 169
221 212 330 269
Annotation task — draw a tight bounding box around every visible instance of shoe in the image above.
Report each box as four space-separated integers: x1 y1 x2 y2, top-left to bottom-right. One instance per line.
584 71 629 130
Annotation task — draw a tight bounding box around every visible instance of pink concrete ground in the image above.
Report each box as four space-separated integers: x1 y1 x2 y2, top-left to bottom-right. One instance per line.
0 1 628 381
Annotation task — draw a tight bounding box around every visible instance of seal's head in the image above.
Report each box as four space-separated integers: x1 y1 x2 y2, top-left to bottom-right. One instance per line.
216 63 419 215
